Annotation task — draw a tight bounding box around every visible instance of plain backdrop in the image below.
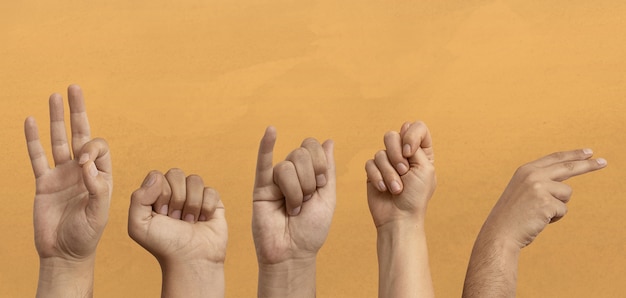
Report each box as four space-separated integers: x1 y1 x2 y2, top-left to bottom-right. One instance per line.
1 1 625 297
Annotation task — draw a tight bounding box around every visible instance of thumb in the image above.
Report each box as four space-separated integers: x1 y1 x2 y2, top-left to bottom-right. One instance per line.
129 171 164 222
322 139 336 186
78 138 112 219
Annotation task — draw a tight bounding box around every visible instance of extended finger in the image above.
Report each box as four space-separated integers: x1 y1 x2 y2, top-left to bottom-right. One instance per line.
530 149 594 168
365 159 386 192
274 161 303 216
199 187 220 221
301 138 328 187
165 168 187 219
546 158 607 182
255 126 277 189
401 121 433 161
182 175 204 223
24 117 50 178
322 139 336 187
68 85 91 157
374 150 403 194
49 93 71 165
384 131 409 175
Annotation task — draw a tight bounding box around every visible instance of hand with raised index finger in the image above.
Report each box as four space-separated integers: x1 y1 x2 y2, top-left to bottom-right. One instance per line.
252 126 335 298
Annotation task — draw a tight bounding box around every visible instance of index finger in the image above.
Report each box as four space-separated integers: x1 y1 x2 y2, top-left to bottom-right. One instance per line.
546 158 607 182
254 126 277 188
68 85 91 157
528 149 593 168
24 117 50 178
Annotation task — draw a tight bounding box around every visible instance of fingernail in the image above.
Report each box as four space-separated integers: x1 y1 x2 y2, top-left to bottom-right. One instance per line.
79 153 89 165
199 214 207 221
143 174 156 187
171 210 182 219
290 206 301 216
390 180 401 193
377 181 387 192
397 163 408 174
403 144 411 157
184 214 195 223
583 148 593 155
596 158 607 166
316 174 327 186
159 204 168 215
89 163 98 177
303 194 312 202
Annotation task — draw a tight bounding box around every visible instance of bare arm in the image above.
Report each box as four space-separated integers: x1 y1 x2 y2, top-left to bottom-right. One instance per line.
366 121 436 298
463 149 607 297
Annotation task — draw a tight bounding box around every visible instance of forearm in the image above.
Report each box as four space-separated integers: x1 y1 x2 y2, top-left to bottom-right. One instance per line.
160 260 225 298
257 257 317 298
37 256 95 298
462 228 520 298
376 221 434 298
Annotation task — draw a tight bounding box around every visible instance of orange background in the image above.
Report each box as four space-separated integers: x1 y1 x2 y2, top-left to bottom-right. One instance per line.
1 1 625 297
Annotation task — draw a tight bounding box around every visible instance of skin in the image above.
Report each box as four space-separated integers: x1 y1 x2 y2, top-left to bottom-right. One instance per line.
25 85 113 298
128 169 227 298
462 149 607 298
252 126 336 298
365 121 436 298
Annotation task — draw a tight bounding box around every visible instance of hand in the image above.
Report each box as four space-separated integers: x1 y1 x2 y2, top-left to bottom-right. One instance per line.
252 126 336 264
252 126 335 298
26 85 112 261
128 168 227 264
365 121 435 227
463 149 607 298
25 85 112 298
128 169 227 298
483 149 607 249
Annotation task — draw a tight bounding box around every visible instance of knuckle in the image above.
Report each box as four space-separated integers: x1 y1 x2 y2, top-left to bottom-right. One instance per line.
301 137 319 147
186 174 204 185
549 151 564 160
165 168 185 177
204 187 219 198
374 150 387 160
562 162 575 171
383 131 398 142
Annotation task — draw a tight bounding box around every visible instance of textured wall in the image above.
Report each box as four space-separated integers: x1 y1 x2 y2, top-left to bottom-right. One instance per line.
1 1 625 297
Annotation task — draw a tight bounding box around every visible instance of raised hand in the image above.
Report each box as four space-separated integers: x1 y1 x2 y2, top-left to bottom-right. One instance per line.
365 121 436 298
366 121 436 227
128 169 227 298
25 85 112 297
252 126 335 297
463 149 607 297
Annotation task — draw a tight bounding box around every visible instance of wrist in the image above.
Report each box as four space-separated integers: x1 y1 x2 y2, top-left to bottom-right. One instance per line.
160 259 225 298
37 256 95 298
258 257 317 298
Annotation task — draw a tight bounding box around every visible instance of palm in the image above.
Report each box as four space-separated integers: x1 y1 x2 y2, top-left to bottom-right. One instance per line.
253 185 335 264
33 160 111 259
140 215 228 263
